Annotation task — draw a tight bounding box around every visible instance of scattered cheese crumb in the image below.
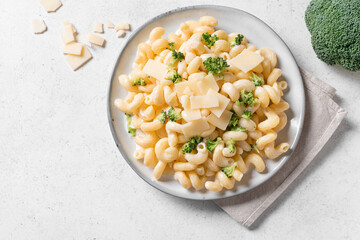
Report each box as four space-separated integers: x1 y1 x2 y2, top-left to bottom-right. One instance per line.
66 46 92 71
88 34 106 47
63 42 84 56
40 0 62 13
107 21 115 29
61 25 75 44
116 30 126 38
93 22 104 33
32 19 47 34
115 22 130 31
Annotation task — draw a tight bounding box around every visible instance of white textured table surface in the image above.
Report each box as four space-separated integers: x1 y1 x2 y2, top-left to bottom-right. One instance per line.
1 0 359 239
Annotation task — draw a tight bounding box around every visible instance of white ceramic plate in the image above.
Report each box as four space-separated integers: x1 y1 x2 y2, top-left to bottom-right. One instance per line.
108 5 305 200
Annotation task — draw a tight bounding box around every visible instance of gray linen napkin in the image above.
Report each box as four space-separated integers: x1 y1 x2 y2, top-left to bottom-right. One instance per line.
215 68 347 228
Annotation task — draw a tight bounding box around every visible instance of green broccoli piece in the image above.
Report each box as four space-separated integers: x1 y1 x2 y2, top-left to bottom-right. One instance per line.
249 73 263 86
167 70 182 84
231 126 247 132
250 143 260 154
241 109 254 119
226 139 236 153
157 110 167 124
222 162 237 178
169 50 185 67
182 136 203 154
125 113 136 137
167 107 182 122
132 78 147 86
228 110 239 130
206 137 222 152
203 56 229 76
167 42 175 50
235 89 258 107
229 34 244 47
127 128 136 137
201 32 219 47
305 0 360 71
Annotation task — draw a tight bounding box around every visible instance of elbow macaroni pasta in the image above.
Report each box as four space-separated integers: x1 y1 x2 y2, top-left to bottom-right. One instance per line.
114 16 291 192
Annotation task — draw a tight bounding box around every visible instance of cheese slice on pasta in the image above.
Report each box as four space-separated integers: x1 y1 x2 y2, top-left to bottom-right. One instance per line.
142 59 168 80
175 80 201 98
190 95 219 109
228 49 264 73
207 110 233 130
181 118 210 138
207 89 230 118
197 74 219 95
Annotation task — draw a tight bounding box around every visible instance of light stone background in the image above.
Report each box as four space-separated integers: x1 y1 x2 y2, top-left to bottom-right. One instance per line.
0 0 359 239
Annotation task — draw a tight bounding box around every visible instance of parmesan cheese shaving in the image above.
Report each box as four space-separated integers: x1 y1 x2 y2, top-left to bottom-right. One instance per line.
197 74 219 95
63 42 84 56
116 30 126 38
190 95 219 109
228 49 264 73
180 96 201 121
61 25 75 44
40 0 62 12
32 19 47 34
63 21 76 33
207 110 233 130
88 34 106 47
207 89 231 117
93 22 104 33
142 59 168 80
107 21 115 29
175 81 201 99
181 118 210 138
115 23 130 31
65 46 92 71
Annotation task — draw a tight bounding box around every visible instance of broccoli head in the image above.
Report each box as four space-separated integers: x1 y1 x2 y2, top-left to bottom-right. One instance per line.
182 136 203 154
305 0 360 71
226 139 236 153
157 110 167 124
203 56 229 76
228 110 239 131
229 34 244 47
222 162 237 178
167 71 182 84
206 137 222 152
167 107 182 122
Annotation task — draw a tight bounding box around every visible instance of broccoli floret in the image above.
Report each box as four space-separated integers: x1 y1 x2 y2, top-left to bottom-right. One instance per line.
169 50 185 67
206 137 222 152
249 73 263 86
132 78 147 86
167 107 182 122
241 109 254 119
228 110 239 130
203 56 229 76
226 139 236 153
167 42 175 50
182 136 203 154
201 32 219 47
250 143 260 154
235 89 258 107
167 71 182 84
305 0 360 71
125 113 136 137
222 162 237 178
157 110 167 124
229 34 245 47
